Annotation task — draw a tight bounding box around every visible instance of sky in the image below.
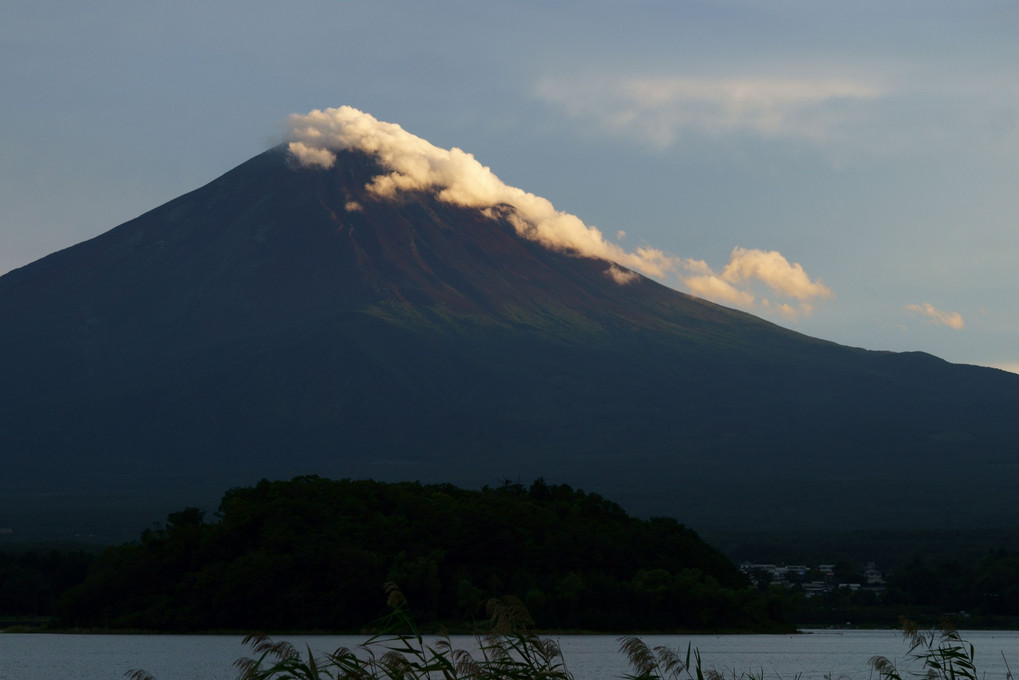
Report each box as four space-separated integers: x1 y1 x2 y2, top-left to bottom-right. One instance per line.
2 1 1017 371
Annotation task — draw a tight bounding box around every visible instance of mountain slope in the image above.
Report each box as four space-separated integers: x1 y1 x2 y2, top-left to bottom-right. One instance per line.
2 145 1018 540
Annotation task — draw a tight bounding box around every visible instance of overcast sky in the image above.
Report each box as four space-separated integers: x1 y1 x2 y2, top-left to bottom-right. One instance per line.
3 1 1017 371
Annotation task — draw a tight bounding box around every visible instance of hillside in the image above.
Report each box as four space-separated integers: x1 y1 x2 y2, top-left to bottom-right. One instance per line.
1 143 1018 541
57 477 787 632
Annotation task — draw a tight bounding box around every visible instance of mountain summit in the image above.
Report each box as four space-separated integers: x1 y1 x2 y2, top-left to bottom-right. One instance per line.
2 109 1018 540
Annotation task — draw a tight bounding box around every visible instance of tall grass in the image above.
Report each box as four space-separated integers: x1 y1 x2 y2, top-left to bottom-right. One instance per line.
868 618 1014 680
617 619 1010 680
618 637 715 680
222 583 573 680
128 592 1015 680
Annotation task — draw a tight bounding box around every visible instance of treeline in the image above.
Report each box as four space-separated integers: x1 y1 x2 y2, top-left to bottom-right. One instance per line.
883 550 1019 623
780 550 1019 628
0 547 93 624
57 476 790 632
717 526 1019 572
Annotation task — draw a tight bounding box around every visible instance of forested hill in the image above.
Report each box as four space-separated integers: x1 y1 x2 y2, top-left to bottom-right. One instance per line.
58 477 789 632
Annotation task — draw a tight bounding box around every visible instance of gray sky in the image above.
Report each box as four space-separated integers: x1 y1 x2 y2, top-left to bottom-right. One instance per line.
3 1 1017 370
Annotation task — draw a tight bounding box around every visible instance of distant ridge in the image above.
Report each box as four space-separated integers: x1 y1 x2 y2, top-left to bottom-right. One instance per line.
2 136 1019 542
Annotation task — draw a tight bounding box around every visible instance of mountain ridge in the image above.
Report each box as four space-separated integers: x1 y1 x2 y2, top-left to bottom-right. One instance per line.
2 143 1018 541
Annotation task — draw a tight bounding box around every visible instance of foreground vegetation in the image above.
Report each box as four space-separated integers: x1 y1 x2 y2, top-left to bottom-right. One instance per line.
124 586 1016 680
59 477 787 632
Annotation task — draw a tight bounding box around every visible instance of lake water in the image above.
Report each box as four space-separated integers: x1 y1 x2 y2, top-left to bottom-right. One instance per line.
3 629 1019 680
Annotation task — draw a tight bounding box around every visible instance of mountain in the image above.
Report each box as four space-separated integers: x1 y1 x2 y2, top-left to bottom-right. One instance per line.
2 143 1018 541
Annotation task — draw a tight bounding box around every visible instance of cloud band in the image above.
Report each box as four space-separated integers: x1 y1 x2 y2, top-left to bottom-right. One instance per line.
286 106 832 319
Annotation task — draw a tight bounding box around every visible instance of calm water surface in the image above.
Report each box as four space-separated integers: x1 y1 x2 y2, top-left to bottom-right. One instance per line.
3 629 1019 680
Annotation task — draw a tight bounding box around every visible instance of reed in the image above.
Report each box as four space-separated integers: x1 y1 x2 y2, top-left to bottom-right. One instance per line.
129 595 1014 680
226 583 574 680
869 619 985 680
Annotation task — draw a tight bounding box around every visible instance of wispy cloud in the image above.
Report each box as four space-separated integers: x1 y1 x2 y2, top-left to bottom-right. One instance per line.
536 74 883 148
906 302 964 330
286 106 832 320
605 264 639 285
681 247 832 320
287 106 683 279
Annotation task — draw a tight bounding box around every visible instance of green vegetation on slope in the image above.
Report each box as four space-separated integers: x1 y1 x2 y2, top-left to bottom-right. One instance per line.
58 477 788 632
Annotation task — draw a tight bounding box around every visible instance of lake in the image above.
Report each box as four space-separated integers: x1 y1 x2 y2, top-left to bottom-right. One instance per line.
3 629 1019 680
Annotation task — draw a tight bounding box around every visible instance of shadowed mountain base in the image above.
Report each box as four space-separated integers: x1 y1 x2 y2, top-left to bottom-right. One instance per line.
2 147 1018 542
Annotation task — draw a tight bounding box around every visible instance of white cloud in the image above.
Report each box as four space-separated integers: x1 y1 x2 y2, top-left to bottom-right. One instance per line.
287 106 682 279
906 302 964 330
682 272 756 308
721 247 833 301
680 248 831 320
285 107 832 320
763 299 807 322
605 264 639 285
536 74 882 148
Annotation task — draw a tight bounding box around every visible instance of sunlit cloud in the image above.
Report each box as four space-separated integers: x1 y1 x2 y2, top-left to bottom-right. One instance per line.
763 299 810 322
681 266 756 308
721 247 833 301
605 264 639 285
285 106 832 321
681 248 832 319
906 302 964 330
287 106 683 279
536 74 882 148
